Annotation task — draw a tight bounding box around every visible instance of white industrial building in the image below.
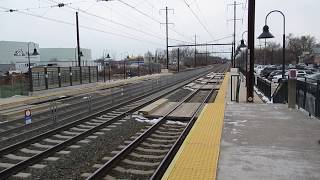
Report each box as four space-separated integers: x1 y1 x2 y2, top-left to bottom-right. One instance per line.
0 41 93 74
0 41 40 74
40 48 92 67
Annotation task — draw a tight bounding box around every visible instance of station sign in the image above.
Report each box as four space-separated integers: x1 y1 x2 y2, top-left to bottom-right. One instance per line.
25 108 32 125
288 69 297 79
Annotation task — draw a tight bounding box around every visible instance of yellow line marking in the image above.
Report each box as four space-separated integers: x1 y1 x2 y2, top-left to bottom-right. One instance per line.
162 73 230 180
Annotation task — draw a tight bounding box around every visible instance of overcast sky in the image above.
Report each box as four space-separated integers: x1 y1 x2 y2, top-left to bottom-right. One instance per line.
0 0 319 59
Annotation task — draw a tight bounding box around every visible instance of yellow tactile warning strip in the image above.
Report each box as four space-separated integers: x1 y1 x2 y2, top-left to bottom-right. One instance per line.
162 73 229 180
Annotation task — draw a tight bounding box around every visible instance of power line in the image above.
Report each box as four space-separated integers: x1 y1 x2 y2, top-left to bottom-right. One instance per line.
46 0 192 44
46 0 167 41
96 1 191 44
207 34 234 43
0 6 164 47
181 0 215 41
3 2 71 12
117 0 193 43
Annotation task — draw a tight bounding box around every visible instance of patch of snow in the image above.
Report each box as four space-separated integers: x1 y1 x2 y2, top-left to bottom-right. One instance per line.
132 114 161 124
254 86 272 104
166 120 188 126
183 87 196 92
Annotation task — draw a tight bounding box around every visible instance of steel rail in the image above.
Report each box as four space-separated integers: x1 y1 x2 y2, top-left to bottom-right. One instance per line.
86 67 227 179
0 66 219 179
150 66 229 179
0 67 210 144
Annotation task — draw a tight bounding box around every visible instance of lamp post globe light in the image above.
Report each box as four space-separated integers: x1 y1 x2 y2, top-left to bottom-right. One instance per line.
258 10 286 79
27 42 40 92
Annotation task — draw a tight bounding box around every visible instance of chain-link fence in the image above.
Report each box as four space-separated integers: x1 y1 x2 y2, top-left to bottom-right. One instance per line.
0 74 29 98
1 63 163 98
31 66 99 91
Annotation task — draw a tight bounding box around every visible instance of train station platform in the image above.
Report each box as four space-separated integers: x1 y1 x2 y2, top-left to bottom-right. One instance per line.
162 72 229 179
163 71 320 180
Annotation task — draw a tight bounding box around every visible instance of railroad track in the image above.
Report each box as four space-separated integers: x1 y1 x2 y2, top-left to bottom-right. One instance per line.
85 69 227 179
0 65 226 179
0 67 216 149
0 79 160 141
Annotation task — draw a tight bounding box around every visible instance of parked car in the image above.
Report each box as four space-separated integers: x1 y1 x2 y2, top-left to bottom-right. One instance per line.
260 66 278 78
267 70 282 81
254 65 265 75
272 70 309 83
272 72 288 83
305 73 320 83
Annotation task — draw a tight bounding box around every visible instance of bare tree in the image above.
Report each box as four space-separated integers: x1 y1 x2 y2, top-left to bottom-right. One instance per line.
286 34 317 63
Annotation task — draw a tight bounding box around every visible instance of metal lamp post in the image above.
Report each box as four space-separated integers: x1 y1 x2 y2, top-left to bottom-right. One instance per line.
27 42 39 92
239 31 248 86
258 10 286 78
106 54 111 82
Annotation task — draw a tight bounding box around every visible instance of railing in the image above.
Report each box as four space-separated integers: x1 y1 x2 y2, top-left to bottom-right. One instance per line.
256 76 272 100
296 78 320 117
32 66 99 91
0 74 29 98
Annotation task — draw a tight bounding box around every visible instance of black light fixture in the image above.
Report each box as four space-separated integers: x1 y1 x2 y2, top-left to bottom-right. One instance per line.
259 10 285 78
258 25 274 39
239 39 247 48
31 48 39 56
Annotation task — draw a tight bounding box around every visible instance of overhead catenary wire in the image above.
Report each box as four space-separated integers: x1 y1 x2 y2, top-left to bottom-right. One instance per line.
116 0 194 43
45 0 168 41
0 6 164 47
48 0 192 44
4 2 72 12
181 0 215 41
89 1 192 44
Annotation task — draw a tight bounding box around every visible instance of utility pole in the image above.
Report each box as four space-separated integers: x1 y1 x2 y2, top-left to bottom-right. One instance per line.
247 0 255 102
166 7 169 70
194 35 197 67
233 1 236 68
228 1 242 68
76 12 82 84
161 7 174 70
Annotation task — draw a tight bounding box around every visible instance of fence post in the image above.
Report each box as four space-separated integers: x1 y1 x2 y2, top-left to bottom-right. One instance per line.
69 67 73 86
88 66 91 83
103 64 106 82
44 67 48 89
108 64 111 82
29 68 33 92
96 66 99 82
80 66 83 84
58 67 61 88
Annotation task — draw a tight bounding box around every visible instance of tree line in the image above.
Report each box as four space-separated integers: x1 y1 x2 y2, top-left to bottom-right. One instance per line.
237 34 319 65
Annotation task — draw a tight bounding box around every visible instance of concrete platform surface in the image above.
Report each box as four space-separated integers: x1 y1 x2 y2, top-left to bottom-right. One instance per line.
146 102 201 120
138 98 168 115
168 103 201 120
218 103 320 180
